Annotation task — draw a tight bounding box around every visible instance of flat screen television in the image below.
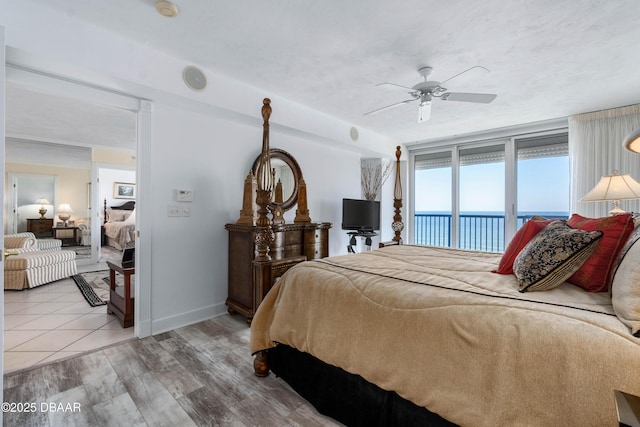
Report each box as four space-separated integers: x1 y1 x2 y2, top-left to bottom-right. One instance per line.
342 198 381 232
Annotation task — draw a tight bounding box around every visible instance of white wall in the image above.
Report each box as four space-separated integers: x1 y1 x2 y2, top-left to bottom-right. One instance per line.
0 2 381 334
99 167 136 212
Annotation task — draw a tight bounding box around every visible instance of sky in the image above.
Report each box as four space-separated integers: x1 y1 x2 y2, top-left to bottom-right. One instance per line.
415 156 570 214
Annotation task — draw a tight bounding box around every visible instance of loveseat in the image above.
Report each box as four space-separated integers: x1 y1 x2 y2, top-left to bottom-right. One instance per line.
4 232 77 290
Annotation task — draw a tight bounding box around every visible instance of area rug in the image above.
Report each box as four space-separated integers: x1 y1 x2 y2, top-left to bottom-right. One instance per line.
71 271 112 307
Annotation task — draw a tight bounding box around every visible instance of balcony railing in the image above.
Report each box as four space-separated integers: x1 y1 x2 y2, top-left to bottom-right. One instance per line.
414 213 568 252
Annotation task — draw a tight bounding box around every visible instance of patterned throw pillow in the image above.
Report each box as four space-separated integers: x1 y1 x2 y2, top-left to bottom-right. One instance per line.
514 220 603 293
566 213 635 292
493 219 552 274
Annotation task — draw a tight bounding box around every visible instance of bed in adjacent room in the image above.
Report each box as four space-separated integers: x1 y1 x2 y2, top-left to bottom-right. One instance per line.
102 200 135 250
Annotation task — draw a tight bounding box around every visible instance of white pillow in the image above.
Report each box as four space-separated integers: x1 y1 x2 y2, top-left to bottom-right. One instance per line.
107 208 129 222
122 208 136 225
611 234 640 336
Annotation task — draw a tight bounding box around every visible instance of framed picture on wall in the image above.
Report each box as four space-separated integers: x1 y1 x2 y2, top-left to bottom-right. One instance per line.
114 182 136 199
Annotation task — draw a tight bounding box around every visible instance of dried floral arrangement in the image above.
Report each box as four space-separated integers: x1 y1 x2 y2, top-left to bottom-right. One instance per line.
361 160 393 201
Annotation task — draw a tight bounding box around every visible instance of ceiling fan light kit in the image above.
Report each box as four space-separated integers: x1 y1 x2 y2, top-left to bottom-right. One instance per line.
365 65 497 122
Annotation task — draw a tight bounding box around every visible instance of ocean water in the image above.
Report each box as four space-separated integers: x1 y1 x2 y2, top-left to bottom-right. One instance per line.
414 211 569 252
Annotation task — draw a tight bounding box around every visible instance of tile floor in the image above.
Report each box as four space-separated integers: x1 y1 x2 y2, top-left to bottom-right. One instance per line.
3 255 135 374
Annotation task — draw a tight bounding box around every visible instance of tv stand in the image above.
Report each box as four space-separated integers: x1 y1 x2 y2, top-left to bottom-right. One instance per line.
347 231 378 253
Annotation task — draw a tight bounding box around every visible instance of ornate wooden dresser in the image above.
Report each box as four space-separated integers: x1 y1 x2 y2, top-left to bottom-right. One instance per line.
225 222 332 323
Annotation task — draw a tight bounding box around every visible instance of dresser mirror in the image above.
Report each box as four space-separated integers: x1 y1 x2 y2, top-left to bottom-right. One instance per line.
252 148 301 212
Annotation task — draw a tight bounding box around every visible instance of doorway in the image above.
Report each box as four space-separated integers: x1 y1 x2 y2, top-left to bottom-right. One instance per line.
6 172 57 235
3 64 147 373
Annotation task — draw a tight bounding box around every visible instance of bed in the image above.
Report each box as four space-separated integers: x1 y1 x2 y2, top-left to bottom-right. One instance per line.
249 141 640 425
251 236 640 426
103 199 135 250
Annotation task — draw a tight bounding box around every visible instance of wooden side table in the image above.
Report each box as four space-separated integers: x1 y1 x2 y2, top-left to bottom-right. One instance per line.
52 227 79 246
106 261 135 328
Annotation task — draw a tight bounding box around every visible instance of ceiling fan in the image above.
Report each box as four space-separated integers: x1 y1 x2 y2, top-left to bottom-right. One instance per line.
364 66 497 122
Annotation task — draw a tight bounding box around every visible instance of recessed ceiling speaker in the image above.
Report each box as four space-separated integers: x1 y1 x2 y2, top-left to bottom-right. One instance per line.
156 0 178 18
350 126 359 141
183 66 207 91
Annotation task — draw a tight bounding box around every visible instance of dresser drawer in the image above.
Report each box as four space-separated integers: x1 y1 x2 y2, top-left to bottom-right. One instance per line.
304 243 326 260
304 229 323 244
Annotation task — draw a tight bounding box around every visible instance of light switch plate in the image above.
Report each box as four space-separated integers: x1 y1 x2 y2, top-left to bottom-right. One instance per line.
168 204 181 217
181 205 191 217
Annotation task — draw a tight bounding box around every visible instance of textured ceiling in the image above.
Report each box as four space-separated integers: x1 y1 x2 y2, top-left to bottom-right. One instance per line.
9 0 640 153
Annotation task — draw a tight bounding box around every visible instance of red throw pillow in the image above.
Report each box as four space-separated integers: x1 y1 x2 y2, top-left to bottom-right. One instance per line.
493 219 552 274
567 213 635 292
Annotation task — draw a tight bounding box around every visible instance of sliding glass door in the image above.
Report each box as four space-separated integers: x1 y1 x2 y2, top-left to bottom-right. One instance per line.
516 135 570 224
414 151 452 246
411 132 569 251
459 145 505 251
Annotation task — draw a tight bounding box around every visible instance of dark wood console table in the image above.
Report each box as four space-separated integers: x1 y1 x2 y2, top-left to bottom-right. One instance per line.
225 222 332 324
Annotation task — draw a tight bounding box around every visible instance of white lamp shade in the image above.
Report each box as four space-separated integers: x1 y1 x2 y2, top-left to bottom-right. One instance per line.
624 128 640 153
581 173 640 202
57 203 73 214
35 197 51 206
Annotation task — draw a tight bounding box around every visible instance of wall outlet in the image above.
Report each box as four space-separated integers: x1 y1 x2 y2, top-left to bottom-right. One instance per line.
167 204 181 217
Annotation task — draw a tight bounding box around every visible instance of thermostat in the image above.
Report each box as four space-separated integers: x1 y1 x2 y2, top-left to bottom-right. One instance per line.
177 189 193 202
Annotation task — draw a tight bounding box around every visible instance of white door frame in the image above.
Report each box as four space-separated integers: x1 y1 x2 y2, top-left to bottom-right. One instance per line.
4 61 152 339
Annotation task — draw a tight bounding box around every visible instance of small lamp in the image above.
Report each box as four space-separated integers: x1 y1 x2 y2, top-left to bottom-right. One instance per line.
57 203 73 227
35 197 51 219
581 170 640 215
623 128 640 153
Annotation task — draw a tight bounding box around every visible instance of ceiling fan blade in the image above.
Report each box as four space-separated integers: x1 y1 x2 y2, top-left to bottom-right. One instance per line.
375 82 415 91
418 102 431 123
364 98 417 116
439 65 490 85
440 92 497 103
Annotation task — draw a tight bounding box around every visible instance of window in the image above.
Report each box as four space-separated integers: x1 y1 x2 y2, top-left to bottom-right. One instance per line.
414 151 452 246
411 132 569 251
516 134 570 225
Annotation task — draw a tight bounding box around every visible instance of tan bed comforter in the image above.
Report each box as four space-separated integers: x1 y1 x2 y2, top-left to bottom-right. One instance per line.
251 245 640 427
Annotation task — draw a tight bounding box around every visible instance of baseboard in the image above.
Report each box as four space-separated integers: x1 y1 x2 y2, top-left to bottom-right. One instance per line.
150 302 228 335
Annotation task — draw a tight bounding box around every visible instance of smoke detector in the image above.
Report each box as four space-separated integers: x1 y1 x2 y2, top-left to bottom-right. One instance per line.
156 1 178 18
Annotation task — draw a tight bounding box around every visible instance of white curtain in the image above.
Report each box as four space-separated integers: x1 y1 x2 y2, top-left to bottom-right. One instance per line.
569 104 640 217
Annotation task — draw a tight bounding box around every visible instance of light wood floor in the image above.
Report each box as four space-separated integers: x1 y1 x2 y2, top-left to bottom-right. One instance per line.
3 314 342 426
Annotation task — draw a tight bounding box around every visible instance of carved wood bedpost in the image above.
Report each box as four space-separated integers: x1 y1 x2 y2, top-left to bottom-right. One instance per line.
392 145 404 243
255 98 275 261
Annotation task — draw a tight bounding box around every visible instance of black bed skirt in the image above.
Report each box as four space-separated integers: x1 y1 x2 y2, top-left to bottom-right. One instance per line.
268 344 458 427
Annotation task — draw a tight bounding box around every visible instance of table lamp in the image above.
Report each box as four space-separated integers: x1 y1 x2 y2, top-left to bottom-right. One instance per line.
35 197 50 219
581 170 640 215
57 203 73 227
